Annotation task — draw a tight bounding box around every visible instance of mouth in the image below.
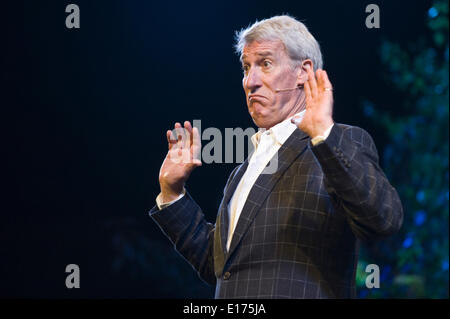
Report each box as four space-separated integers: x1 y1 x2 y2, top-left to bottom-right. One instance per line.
248 94 267 102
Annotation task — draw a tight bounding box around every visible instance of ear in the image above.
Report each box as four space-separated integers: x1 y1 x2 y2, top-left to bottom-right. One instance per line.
296 59 314 87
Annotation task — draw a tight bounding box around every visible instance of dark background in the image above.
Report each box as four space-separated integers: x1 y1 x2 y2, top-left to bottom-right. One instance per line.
2 0 434 297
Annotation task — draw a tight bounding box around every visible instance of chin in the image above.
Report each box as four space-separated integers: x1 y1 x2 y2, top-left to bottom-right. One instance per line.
249 105 275 129
252 117 272 129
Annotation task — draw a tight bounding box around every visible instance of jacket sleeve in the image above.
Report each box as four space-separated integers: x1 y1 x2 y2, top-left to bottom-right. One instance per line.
149 192 217 286
148 165 241 286
310 124 404 241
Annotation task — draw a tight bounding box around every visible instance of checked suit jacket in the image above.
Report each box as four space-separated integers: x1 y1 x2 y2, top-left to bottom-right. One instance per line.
149 123 403 298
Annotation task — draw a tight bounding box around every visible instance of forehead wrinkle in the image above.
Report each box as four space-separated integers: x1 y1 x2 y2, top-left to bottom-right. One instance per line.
240 39 286 61
241 51 278 64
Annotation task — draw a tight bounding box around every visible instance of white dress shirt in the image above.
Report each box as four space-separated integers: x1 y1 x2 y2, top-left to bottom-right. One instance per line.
156 112 334 252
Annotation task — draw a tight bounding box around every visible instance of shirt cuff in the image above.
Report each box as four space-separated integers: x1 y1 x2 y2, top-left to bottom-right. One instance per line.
156 188 186 210
311 123 334 146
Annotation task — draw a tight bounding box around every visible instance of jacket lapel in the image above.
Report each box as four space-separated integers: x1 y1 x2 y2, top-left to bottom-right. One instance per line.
220 160 249 251
225 128 310 261
214 159 249 276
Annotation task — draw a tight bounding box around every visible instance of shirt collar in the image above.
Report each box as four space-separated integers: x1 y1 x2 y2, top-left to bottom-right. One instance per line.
251 110 306 149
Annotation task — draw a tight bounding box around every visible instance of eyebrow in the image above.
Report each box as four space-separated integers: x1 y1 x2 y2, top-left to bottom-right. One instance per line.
240 51 275 63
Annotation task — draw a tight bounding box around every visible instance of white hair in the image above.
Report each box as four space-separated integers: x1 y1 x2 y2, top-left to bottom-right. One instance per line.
234 15 323 70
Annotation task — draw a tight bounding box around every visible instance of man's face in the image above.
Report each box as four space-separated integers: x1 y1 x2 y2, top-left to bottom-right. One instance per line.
241 39 301 129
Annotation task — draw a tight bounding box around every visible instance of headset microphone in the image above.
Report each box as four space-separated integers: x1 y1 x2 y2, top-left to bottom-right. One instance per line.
274 86 300 93
275 66 307 93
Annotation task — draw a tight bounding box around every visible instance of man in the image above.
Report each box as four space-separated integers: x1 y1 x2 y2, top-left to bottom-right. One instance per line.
149 15 403 298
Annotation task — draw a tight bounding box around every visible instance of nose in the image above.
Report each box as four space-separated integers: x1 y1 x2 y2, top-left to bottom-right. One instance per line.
243 67 262 92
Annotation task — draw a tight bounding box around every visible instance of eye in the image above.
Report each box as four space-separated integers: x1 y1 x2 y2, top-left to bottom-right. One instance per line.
242 64 250 74
263 60 272 68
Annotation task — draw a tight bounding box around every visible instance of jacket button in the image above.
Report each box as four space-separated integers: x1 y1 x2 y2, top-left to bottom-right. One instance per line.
223 272 231 280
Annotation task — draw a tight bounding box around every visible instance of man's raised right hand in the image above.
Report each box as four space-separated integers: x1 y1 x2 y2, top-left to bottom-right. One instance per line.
158 121 202 204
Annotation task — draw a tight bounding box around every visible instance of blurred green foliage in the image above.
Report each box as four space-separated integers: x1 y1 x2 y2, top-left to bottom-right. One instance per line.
357 0 449 298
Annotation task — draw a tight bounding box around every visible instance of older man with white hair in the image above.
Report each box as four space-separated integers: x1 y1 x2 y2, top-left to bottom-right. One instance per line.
149 15 403 298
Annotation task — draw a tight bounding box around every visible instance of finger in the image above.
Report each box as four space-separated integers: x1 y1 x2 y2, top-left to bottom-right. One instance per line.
307 67 318 98
174 122 182 146
166 130 177 150
304 81 312 107
174 122 185 149
291 114 303 126
192 127 202 166
316 69 324 91
184 120 193 134
192 126 201 147
184 121 193 149
322 70 333 92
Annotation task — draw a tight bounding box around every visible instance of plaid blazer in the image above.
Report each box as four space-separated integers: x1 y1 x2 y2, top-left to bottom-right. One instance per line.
149 123 403 298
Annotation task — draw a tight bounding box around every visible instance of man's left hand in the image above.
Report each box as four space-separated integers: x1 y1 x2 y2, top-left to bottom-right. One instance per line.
292 68 334 138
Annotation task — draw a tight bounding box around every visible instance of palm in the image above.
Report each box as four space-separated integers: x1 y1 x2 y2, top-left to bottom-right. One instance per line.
159 121 202 200
295 68 334 138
